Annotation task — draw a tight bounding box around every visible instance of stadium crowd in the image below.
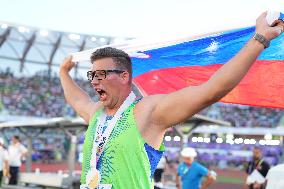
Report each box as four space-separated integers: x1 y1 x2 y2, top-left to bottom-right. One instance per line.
201 103 283 128
0 69 92 118
1 69 283 128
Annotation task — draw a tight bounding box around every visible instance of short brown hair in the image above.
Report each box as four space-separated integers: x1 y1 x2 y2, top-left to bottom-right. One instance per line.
90 47 132 81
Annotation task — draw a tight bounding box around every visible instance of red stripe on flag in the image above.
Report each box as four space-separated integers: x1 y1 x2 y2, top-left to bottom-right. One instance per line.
133 60 284 109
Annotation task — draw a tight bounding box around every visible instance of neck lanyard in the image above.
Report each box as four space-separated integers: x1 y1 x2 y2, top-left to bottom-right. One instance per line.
250 159 263 173
255 159 263 168
89 91 136 170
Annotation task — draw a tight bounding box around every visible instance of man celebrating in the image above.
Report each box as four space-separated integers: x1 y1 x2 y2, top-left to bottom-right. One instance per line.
60 12 283 189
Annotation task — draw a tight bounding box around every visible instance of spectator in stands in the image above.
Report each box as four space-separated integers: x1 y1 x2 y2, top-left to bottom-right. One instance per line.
176 147 215 189
244 146 270 189
0 137 9 186
8 135 27 185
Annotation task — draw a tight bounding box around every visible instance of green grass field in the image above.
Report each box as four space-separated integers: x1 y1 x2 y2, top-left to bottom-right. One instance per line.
217 175 244 184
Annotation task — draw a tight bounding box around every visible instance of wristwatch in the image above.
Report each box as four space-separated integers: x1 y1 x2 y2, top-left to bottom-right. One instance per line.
253 33 270 48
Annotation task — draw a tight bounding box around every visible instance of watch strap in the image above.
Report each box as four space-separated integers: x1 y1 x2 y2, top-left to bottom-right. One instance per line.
253 33 270 48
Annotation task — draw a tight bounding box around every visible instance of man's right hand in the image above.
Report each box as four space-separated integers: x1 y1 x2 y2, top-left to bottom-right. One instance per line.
60 56 75 73
256 11 284 41
59 55 97 123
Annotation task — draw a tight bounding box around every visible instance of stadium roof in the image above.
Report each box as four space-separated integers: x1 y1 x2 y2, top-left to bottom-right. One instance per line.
0 22 131 78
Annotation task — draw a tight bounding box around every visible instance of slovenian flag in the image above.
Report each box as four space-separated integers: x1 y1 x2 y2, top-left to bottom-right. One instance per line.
132 27 284 109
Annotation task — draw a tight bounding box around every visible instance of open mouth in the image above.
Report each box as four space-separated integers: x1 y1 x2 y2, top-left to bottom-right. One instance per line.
96 89 107 101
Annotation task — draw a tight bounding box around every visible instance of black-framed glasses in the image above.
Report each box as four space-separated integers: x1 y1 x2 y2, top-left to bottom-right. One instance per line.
87 70 125 81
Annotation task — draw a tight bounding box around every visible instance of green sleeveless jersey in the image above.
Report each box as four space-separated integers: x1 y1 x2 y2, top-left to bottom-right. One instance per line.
81 101 164 189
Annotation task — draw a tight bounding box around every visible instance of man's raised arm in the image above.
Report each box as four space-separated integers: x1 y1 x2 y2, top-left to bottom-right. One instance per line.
152 12 284 129
59 56 97 123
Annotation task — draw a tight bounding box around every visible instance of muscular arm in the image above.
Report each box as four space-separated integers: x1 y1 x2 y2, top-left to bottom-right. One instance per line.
152 12 284 129
59 56 97 123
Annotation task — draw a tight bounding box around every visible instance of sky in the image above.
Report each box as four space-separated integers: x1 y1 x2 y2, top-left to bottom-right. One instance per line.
0 0 284 39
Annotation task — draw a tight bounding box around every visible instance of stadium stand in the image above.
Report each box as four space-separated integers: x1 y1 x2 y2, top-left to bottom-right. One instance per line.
1 70 283 128
201 103 284 128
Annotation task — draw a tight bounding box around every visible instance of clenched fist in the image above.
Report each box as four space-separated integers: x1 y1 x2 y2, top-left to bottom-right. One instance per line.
60 56 76 74
256 12 284 41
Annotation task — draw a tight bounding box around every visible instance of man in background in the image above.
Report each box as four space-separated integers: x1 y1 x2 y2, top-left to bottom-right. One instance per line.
176 147 215 189
8 136 27 185
245 146 270 189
